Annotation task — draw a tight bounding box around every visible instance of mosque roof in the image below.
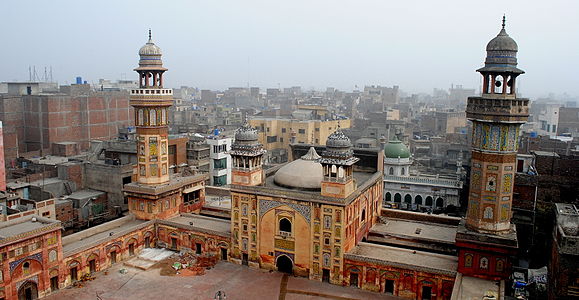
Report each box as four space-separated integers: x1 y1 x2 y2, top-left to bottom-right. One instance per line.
384 137 410 159
273 147 323 190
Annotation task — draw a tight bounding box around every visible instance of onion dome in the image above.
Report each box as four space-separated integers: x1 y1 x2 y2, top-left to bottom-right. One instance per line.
234 122 259 142
274 147 323 190
478 16 524 74
139 38 162 56
486 28 518 52
137 30 165 68
384 137 410 159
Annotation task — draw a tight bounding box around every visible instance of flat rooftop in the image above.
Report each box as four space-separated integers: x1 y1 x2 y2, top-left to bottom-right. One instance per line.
452 274 501 300
164 214 230 237
371 219 457 244
63 217 148 256
0 216 58 240
0 216 60 244
346 242 458 276
66 189 105 200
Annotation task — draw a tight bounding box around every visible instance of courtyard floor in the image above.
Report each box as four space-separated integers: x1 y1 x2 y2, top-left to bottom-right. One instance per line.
45 261 400 300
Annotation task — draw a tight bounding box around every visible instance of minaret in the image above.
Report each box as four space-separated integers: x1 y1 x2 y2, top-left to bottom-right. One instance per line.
456 17 529 280
125 32 207 220
230 123 266 186
131 30 172 185
318 128 359 198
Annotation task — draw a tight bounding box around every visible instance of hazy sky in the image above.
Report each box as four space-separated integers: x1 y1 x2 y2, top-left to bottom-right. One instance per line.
2 0 578 98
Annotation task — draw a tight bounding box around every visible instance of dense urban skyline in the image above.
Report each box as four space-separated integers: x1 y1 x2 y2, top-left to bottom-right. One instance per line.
2 0 578 98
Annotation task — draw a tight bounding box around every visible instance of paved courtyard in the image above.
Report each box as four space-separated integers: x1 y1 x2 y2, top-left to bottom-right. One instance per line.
45 261 400 300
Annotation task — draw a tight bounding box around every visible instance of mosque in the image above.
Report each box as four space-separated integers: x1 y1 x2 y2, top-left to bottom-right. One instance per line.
382 137 464 212
0 17 527 300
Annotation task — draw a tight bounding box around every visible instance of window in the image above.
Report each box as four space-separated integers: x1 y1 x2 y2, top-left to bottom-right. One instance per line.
279 218 292 233
149 109 157 126
552 125 557 133
464 254 473 267
214 158 227 169
480 257 489 269
23 262 30 275
323 253 331 267
213 175 227 186
267 136 278 143
298 129 306 134
183 190 201 204
324 215 332 229
389 167 394 175
280 138 284 143
496 259 504 272
361 209 366 222
282 128 286 133
401 168 405 175
49 250 57 262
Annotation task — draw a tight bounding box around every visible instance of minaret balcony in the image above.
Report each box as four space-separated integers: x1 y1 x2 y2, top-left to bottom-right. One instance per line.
130 88 173 106
466 96 529 123
130 88 173 96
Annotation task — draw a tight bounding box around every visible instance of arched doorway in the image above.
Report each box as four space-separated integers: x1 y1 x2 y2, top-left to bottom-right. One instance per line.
394 193 402 203
415 195 423 205
404 194 412 204
385 192 392 202
276 255 293 274
425 196 433 207
18 281 38 300
436 198 444 208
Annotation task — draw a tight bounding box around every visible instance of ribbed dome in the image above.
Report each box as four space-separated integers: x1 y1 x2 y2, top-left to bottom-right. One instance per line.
274 147 323 190
326 129 352 148
139 31 162 56
384 138 410 159
486 28 518 52
235 123 259 142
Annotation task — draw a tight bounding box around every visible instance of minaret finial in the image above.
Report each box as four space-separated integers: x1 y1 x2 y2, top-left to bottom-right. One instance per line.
502 14 506 29
148 29 152 40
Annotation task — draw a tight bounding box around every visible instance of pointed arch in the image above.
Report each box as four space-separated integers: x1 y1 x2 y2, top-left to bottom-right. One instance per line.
394 193 402 203
415 195 423 205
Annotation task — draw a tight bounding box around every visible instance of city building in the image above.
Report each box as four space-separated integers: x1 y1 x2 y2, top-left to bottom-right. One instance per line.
186 135 210 173
549 203 579 299
0 121 5 191
206 134 232 186
557 106 579 138
248 117 351 163
535 103 560 137
0 83 133 164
